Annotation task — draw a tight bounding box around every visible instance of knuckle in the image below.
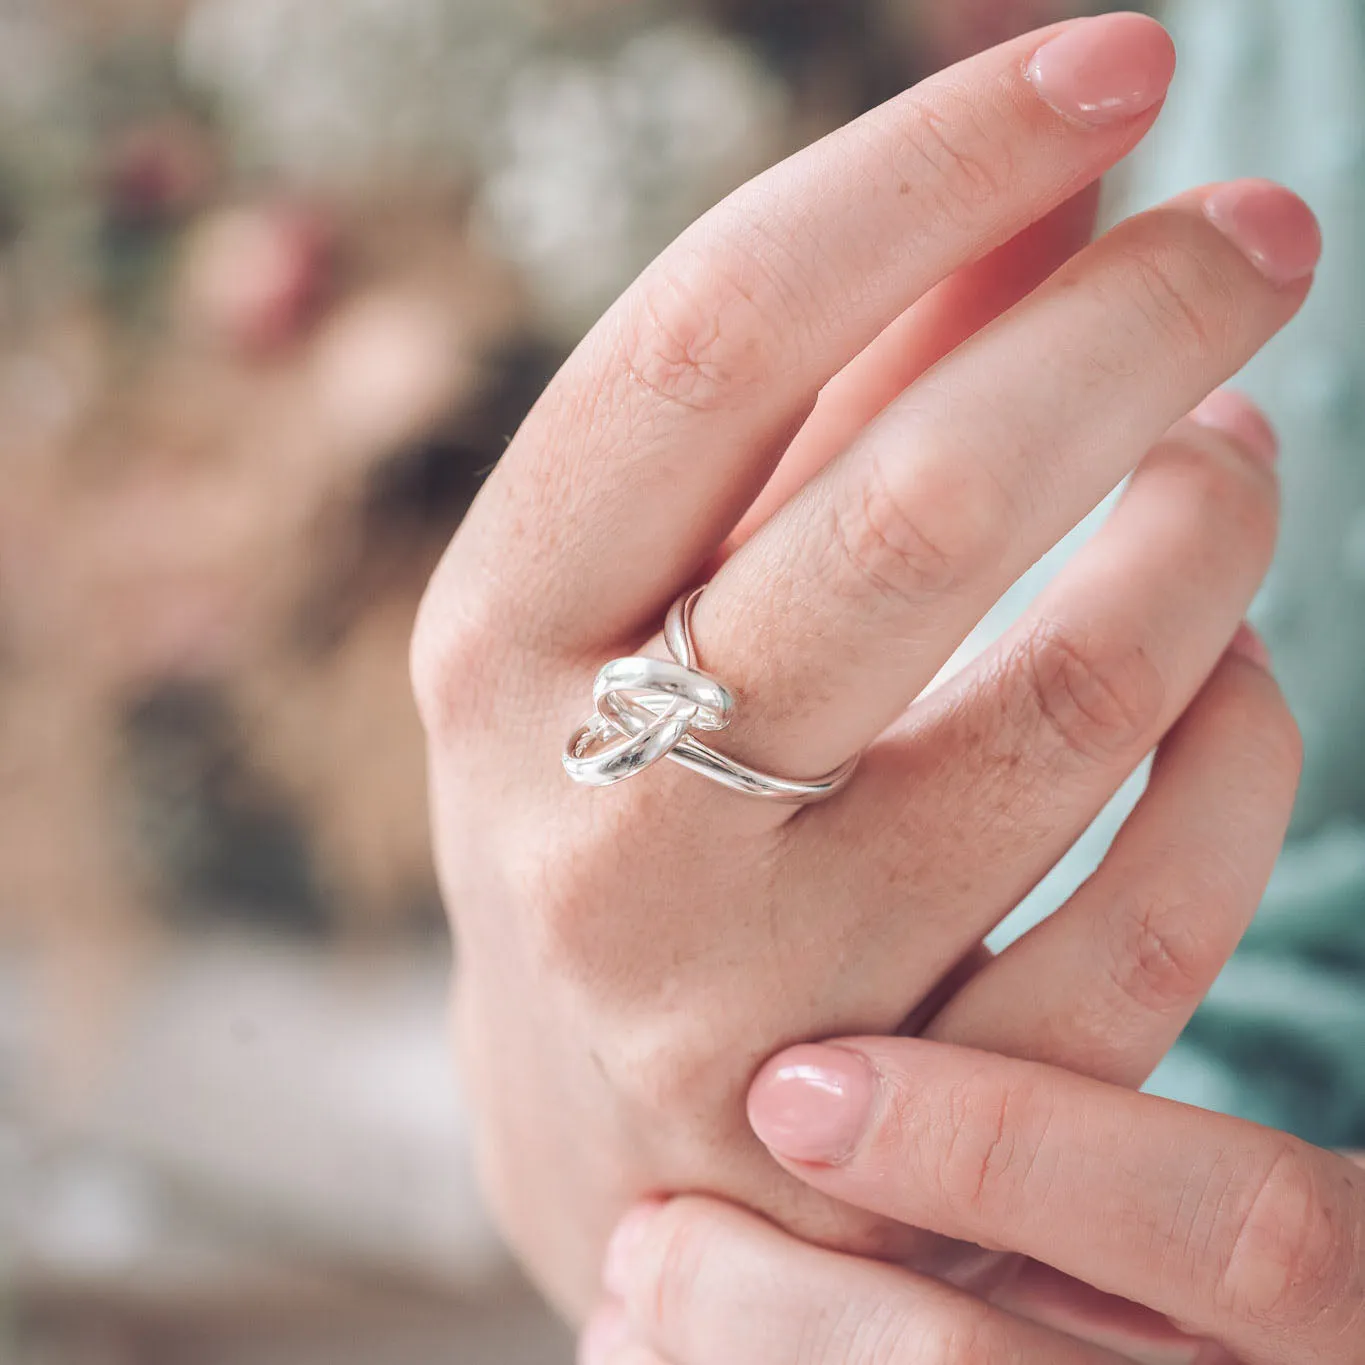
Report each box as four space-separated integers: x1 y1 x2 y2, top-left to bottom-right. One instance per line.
409 586 485 740
930 1307 1023 1365
921 1069 1052 1225
792 1296 874 1365
833 448 1008 606
1011 620 1167 768
887 86 1010 226
1217 1144 1357 1331
860 1292 1005 1365
802 1282 1011 1365
620 241 777 413
1102 883 1227 1016
1115 235 1237 358
411 551 543 744
409 625 449 737
830 1299 905 1365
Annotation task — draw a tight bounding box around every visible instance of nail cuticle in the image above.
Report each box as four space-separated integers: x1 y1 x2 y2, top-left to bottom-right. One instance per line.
1190 389 1280 467
1203 181 1323 287
1024 14 1176 128
747 1044 879 1166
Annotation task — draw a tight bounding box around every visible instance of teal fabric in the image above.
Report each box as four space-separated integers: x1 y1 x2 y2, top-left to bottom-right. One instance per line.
1132 0 1365 1147
974 0 1365 1146
1160 829 1365 1147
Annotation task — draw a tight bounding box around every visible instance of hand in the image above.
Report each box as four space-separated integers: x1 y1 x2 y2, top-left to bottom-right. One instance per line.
411 12 1320 1315
590 1046 1365 1364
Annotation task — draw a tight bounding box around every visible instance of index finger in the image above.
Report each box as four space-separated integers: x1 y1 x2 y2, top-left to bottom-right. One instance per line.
432 14 1176 653
747 1040 1365 1362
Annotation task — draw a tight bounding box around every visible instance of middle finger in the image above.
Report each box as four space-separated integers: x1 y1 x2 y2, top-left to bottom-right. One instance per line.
801 400 1279 973
688 180 1320 779
772 402 1279 1023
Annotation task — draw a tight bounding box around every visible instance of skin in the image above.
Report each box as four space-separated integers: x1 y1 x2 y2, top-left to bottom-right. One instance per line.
583 640 1320 1365
412 14 1321 1316
590 1049 1365 1364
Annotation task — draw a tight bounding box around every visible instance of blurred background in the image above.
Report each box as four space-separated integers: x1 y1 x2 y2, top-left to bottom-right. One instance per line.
0 2 1092 1360
5 0 1363 1362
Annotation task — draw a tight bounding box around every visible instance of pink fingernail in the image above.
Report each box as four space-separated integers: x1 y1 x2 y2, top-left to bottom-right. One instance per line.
579 1305 630 1365
1190 389 1280 466
1204 180 1323 286
1228 622 1272 670
1026 14 1176 127
603 1202 663 1300
747 1045 877 1164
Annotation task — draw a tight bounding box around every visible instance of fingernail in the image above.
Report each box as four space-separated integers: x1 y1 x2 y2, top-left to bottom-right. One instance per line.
579 1305 630 1365
1229 622 1272 670
1190 389 1279 466
1026 14 1176 127
603 1202 663 1299
747 1045 877 1164
1204 180 1323 286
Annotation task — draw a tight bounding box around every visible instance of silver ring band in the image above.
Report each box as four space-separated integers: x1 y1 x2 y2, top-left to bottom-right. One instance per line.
563 586 858 804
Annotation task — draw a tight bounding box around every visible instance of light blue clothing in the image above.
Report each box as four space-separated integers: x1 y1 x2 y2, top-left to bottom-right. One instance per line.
987 0 1365 1147
1138 0 1365 1147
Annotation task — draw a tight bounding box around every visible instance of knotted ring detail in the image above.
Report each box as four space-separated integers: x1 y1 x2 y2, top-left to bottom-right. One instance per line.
563 586 858 804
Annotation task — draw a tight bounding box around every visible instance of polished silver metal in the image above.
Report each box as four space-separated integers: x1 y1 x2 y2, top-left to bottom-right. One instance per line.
594 655 732 737
562 585 859 803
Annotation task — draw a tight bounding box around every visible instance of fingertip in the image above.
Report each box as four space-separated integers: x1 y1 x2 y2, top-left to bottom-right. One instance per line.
1204 179 1323 287
1190 389 1280 467
1025 12 1176 128
747 1043 878 1165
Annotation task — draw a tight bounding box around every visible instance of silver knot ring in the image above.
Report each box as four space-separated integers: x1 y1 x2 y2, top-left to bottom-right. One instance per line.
563 587 858 804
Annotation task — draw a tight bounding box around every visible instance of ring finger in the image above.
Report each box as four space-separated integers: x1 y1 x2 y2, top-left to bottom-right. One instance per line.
782 398 1281 1007
726 184 1103 549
